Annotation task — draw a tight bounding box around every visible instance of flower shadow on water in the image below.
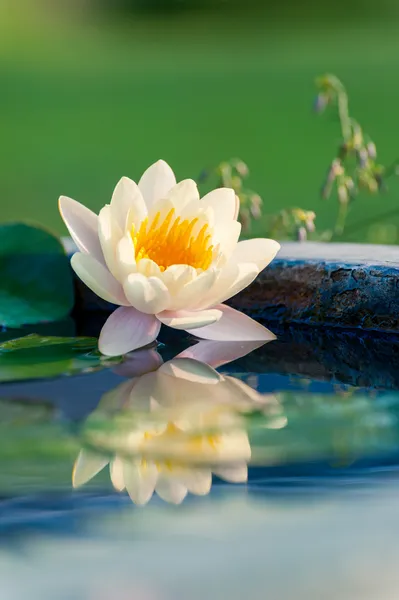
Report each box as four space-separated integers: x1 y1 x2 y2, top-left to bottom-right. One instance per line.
73 340 285 506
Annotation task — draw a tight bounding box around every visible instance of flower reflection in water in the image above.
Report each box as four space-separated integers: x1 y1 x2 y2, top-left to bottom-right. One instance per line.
73 341 285 505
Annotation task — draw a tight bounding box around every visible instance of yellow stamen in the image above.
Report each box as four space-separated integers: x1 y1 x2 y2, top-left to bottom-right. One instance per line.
131 208 214 272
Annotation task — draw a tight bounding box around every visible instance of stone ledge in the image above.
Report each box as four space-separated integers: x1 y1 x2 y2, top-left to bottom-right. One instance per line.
64 239 399 333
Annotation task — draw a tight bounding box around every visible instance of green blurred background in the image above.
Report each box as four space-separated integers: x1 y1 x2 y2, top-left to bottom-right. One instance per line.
2 0 399 242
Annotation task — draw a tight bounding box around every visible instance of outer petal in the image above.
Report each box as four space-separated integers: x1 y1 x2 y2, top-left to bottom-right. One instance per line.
72 449 108 488
111 176 147 231
138 160 176 210
156 308 222 330
71 252 129 306
123 273 170 314
116 234 137 279
123 460 158 506
201 188 237 225
195 262 258 309
59 196 104 265
230 238 281 272
185 304 276 342
214 220 241 262
98 306 161 356
98 205 123 279
165 179 199 213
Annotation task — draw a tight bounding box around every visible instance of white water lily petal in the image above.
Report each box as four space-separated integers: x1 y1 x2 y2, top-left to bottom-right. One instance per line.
123 460 158 506
184 469 212 496
201 188 237 226
137 258 162 278
71 252 129 306
196 261 258 309
209 262 260 306
161 264 197 296
216 220 242 261
124 273 170 314
98 306 161 356
166 179 199 212
233 194 240 220
111 176 147 231
186 304 276 341
231 238 281 272
116 234 137 279
98 205 123 279
138 160 176 209
156 308 222 330
110 457 126 491
155 475 188 505
72 450 108 488
167 268 219 311
213 463 248 483
59 196 104 264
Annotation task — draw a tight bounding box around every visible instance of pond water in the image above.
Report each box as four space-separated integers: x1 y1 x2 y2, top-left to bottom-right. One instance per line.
2 324 399 599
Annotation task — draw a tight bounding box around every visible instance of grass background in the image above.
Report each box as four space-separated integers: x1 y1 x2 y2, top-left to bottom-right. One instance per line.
2 1 399 242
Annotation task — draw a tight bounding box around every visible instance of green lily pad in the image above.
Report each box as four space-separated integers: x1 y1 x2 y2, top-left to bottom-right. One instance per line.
0 334 122 382
0 223 74 327
0 333 97 353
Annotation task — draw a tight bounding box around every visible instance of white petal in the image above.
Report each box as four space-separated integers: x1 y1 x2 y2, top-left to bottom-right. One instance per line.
156 308 222 330
111 176 147 230
123 273 170 314
123 460 158 506
110 457 126 491
201 188 237 225
71 252 129 306
215 220 241 262
98 306 161 356
209 262 259 306
59 196 104 264
233 194 240 220
161 264 196 296
98 205 123 279
186 304 276 341
116 234 137 279
177 340 266 368
138 160 176 209
166 268 219 311
196 261 258 309
72 450 108 488
166 179 199 213
184 469 212 496
155 475 188 505
230 238 280 272
214 463 248 483
137 258 162 278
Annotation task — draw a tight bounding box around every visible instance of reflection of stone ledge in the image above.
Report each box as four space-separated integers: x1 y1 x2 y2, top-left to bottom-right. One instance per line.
65 238 399 334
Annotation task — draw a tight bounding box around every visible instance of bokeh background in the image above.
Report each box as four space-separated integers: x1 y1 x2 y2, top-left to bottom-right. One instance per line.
2 0 399 242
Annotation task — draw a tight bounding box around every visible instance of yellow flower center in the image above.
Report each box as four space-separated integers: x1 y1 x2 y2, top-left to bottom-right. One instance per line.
131 208 214 272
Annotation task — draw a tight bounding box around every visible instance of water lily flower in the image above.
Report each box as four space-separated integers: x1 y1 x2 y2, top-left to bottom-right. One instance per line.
59 160 280 356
